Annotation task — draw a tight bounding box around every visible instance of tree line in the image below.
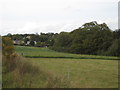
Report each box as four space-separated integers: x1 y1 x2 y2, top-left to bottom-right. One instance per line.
4 21 120 56
51 21 120 56
5 33 58 47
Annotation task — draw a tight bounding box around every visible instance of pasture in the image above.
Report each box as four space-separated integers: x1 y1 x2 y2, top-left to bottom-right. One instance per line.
15 46 119 60
14 46 118 88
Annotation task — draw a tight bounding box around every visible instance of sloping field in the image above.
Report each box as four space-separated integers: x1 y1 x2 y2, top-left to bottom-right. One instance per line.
14 46 118 88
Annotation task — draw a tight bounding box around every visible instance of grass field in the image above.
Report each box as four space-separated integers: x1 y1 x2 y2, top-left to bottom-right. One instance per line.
30 58 118 88
15 46 119 60
13 46 119 88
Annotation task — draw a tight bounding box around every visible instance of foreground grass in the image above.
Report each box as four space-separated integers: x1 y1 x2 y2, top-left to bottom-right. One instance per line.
30 58 118 88
3 55 70 88
3 56 118 88
6 46 117 88
15 46 119 60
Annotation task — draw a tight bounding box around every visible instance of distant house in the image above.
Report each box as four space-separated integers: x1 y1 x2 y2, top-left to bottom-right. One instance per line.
26 41 30 45
26 36 31 39
34 41 37 45
26 41 37 46
13 40 24 45
13 40 21 45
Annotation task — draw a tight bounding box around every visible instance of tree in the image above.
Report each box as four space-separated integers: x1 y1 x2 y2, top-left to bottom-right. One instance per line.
52 21 114 56
107 39 120 56
2 37 14 56
30 41 35 46
53 32 72 52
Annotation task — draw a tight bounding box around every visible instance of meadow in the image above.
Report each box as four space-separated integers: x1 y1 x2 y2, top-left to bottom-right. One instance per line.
15 46 119 60
13 46 119 88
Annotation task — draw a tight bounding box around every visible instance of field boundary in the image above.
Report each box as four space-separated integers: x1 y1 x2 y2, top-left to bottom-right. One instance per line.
24 56 120 60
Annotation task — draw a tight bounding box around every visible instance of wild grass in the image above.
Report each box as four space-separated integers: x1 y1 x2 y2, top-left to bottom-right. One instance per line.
30 58 118 88
2 54 70 88
15 46 120 60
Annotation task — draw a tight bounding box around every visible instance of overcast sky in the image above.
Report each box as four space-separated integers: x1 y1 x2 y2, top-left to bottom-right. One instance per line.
0 0 119 35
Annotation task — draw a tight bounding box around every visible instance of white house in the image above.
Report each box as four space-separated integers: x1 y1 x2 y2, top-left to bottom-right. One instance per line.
26 41 30 45
26 36 31 39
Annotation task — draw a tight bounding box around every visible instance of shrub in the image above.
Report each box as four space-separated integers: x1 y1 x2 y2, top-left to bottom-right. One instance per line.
2 37 14 57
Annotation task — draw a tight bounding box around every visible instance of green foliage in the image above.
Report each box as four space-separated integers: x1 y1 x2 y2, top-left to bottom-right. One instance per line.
36 42 46 47
52 32 72 52
29 41 35 46
113 29 120 39
2 37 14 56
52 21 118 56
107 39 120 56
2 37 19 74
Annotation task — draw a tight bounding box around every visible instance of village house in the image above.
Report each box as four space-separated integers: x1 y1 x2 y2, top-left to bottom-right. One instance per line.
13 40 24 45
26 41 30 45
26 36 31 39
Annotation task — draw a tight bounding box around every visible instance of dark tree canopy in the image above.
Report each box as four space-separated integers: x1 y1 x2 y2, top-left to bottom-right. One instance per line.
52 21 119 56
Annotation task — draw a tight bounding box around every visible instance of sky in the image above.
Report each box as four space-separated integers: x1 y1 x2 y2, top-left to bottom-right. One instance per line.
0 0 119 35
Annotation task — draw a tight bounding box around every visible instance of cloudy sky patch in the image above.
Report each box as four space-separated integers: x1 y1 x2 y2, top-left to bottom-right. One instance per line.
0 0 119 35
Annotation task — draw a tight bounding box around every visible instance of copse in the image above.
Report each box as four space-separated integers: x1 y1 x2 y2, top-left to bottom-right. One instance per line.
52 32 72 52
52 21 119 56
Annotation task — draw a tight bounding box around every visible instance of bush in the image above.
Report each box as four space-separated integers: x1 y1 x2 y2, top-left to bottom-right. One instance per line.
2 37 14 57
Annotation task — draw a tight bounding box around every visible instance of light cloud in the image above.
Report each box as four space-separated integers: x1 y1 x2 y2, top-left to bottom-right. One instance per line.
0 0 119 35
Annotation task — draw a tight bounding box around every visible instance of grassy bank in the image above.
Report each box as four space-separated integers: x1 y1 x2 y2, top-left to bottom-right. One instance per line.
3 55 70 88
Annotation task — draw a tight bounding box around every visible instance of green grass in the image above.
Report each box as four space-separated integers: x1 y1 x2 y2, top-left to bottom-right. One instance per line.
4 46 119 88
3 56 70 88
15 46 119 60
30 58 118 88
